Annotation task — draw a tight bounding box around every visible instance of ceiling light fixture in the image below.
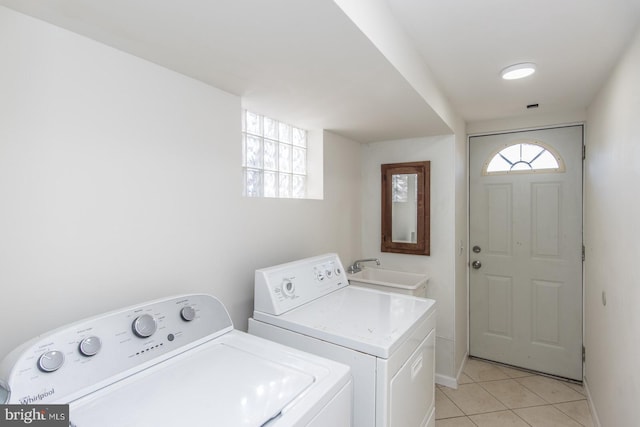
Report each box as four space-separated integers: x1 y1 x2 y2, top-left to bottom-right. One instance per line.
501 62 537 80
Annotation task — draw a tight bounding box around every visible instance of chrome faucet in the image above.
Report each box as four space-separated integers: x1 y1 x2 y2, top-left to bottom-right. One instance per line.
347 258 380 274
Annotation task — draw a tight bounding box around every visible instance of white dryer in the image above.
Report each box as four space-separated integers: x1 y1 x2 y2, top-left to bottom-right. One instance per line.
248 254 436 427
0 294 352 427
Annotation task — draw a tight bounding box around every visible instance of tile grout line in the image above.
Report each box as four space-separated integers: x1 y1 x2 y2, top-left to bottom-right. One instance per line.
474 379 546 425
439 373 534 425
436 386 468 420
476 377 550 407
513 377 550 403
552 402 591 427
438 359 591 427
513 375 591 409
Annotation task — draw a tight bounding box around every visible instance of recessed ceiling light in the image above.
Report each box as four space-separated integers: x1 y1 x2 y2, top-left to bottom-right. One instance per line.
501 63 537 80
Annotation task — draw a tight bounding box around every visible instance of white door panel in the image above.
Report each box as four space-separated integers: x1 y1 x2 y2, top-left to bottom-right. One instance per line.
469 126 583 381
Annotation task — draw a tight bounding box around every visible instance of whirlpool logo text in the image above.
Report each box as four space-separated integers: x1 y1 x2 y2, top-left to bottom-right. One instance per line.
19 388 55 405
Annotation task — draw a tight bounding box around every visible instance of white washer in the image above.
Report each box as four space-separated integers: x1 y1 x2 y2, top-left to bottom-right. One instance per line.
0 294 352 427
248 254 436 427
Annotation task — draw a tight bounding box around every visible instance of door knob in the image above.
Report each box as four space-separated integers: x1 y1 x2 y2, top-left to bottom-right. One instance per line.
471 260 482 269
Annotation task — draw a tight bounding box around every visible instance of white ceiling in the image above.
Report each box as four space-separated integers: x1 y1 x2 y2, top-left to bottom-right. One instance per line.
386 0 640 123
2 0 640 142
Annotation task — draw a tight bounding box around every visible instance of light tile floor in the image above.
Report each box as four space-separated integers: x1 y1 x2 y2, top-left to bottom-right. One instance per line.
436 358 594 427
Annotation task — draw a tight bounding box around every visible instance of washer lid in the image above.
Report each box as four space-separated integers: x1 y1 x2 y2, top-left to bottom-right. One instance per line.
253 286 436 358
69 343 315 427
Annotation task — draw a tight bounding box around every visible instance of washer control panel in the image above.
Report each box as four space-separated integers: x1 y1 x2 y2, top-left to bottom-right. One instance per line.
254 253 349 315
0 294 233 405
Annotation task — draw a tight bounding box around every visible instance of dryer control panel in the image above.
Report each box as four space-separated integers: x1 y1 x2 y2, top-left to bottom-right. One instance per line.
253 253 349 315
0 294 233 405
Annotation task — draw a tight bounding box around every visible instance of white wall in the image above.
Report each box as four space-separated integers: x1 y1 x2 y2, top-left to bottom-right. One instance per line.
453 128 468 377
333 0 457 133
334 0 470 383
584 26 640 427
361 135 459 380
0 6 361 360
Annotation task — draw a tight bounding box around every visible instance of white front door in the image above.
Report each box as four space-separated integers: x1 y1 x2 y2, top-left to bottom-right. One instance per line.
469 126 583 381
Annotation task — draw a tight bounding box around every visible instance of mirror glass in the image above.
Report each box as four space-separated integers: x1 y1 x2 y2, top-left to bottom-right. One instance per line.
391 173 418 243
381 161 430 256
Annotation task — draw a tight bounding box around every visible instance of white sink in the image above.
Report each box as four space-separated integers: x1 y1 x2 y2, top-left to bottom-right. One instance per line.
348 268 429 297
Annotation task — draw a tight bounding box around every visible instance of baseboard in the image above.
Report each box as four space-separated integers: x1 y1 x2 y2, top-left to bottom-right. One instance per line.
435 373 458 389
456 352 469 385
435 352 468 389
583 376 601 427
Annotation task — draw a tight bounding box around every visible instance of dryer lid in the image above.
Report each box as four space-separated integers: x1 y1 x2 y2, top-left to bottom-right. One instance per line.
254 286 436 358
69 343 315 427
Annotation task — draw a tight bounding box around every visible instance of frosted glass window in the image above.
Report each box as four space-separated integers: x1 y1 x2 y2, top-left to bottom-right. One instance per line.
264 140 278 171
279 143 292 173
245 168 262 197
264 171 277 198
292 147 306 174
246 111 261 136
279 174 291 198
264 117 278 140
392 175 409 202
242 110 307 198
484 141 565 175
279 123 291 143
292 175 306 199
244 135 262 168
292 128 307 147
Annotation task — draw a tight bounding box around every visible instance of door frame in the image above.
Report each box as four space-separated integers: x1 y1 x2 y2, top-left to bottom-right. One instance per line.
466 124 586 378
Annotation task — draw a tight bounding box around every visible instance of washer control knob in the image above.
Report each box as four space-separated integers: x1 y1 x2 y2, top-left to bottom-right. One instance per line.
38 350 65 372
281 280 295 297
79 336 102 357
132 314 157 338
0 380 10 404
180 306 196 322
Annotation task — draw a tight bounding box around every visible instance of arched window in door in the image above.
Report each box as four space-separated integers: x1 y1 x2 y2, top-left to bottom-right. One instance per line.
482 140 566 175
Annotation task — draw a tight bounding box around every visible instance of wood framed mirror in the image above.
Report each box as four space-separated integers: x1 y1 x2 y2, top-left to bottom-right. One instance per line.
381 161 430 255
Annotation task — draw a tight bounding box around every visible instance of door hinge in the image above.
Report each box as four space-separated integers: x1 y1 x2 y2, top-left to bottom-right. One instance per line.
582 244 585 262
582 345 586 363
583 145 586 160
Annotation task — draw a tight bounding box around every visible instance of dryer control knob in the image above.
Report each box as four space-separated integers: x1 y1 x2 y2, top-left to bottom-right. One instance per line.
180 306 196 321
132 314 157 338
79 336 101 357
281 280 295 297
38 350 65 372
